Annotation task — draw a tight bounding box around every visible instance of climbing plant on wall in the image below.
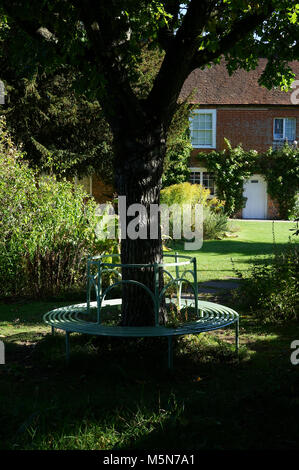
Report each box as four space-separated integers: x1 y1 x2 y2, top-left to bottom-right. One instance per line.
197 139 259 216
196 140 299 219
259 145 299 220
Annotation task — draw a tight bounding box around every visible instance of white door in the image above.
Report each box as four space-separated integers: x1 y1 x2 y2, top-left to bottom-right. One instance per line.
242 175 267 219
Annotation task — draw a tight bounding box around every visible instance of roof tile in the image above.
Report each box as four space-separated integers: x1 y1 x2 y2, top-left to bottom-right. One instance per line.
180 59 299 106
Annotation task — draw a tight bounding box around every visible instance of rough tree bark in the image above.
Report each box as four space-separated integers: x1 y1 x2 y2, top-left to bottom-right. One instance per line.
113 122 167 326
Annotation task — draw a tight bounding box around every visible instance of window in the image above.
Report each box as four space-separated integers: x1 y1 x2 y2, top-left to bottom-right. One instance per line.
189 109 216 148
202 172 215 195
273 118 296 141
189 168 215 196
189 171 201 185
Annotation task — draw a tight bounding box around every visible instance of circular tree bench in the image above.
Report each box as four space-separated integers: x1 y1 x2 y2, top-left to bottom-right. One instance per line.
44 254 239 369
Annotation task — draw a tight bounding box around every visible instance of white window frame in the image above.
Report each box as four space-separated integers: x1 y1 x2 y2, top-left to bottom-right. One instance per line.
273 117 296 141
189 109 217 149
189 167 216 197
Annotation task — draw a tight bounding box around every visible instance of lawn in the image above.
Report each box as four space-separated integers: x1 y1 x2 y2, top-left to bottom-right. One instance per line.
0 219 298 451
1 299 299 450
170 220 295 283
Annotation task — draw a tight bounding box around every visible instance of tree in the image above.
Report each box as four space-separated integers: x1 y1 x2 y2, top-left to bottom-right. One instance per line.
162 100 193 188
1 34 190 185
1 63 114 181
0 0 298 325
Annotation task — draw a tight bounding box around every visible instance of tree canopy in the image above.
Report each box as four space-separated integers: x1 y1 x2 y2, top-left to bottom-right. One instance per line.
1 0 298 325
1 1 298 133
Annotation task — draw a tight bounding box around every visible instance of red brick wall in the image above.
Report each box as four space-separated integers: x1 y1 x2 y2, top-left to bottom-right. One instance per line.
267 194 280 219
191 106 299 162
216 107 299 152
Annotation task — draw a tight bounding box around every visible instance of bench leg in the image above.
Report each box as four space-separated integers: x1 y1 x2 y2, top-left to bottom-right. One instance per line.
168 336 173 369
235 319 239 355
51 326 55 335
66 332 70 364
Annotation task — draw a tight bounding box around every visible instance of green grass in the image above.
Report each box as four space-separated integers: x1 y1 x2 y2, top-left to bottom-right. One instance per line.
1 298 299 450
169 220 295 282
0 219 298 450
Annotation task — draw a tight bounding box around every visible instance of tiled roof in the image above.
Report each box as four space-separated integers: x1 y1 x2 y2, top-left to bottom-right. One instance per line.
179 59 299 106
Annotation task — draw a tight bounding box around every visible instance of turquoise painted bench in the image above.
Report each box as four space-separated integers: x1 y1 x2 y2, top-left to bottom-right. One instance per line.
44 297 239 369
44 254 239 368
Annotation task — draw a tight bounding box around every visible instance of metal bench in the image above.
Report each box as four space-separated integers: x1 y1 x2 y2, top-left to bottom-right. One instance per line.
43 254 239 368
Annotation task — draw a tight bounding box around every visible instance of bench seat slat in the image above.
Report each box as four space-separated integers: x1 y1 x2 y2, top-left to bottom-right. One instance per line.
44 299 239 337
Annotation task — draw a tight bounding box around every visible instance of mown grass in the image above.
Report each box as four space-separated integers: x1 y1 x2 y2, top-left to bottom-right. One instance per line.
1 297 299 450
0 220 298 450
169 220 295 282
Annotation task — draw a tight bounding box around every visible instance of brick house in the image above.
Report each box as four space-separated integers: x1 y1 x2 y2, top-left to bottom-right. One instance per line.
80 58 298 218
180 58 299 219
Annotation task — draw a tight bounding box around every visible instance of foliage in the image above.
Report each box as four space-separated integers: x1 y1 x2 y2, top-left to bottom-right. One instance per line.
161 181 211 207
1 0 299 324
162 136 191 188
1 37 192 185
197 139 258 216
0 20 114 180
160 182 227 240
259 144 299 220
202 207 230 240
233 224 299 323
0 65 114 180
198 140 299 219
290 217 299 236
291 196 299 221
0 117 117 297
162 99 195 188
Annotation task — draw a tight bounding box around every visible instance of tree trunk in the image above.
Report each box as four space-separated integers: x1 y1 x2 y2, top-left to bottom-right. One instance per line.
114 124 166 326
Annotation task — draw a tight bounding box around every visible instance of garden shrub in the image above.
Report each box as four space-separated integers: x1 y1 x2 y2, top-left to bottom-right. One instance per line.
160 182 227 240
0 117 117 297
291 195 299 220
233 224 298 323
203 207 229 239
160 181 224 210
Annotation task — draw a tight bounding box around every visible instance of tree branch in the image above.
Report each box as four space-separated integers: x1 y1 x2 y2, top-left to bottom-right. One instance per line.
190 3 276 70
74 1 147 135
147 1 276 127
147 0 216 125
156 0 181 51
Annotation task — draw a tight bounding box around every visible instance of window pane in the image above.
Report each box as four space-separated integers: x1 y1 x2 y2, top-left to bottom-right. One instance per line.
191 130 200 146
204 114 212 129
189 172 200 184
191 114 200 129
285 118 296 141
274 118 283 139
204 130 212 145
202 172 215 195
199 113 212 130
198 131 206 145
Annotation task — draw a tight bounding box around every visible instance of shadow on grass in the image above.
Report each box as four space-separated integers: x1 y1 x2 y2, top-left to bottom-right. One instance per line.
171 239 294 257
1 318 299 450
